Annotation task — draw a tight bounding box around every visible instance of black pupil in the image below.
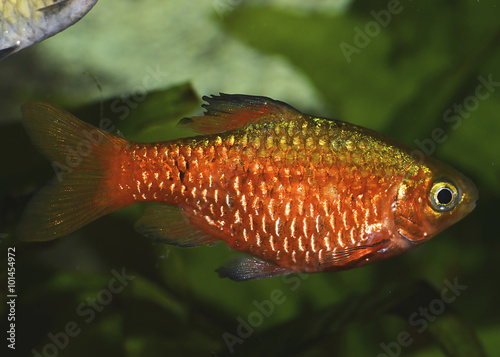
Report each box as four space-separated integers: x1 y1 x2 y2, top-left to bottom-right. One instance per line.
437 188 453 205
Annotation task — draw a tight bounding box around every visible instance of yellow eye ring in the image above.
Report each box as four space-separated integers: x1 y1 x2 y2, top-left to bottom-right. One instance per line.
429 179 460 212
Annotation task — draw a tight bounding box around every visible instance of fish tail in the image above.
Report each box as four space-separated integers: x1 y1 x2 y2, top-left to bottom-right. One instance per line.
17 102 128 242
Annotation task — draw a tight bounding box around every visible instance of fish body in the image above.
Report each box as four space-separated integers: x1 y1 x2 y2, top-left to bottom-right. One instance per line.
17 94 478 281
0 0 97 60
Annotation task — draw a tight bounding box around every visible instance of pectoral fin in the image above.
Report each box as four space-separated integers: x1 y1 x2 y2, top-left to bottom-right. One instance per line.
0 46 19 61
319 239 391 269
38 0 72 13
216 256 295 282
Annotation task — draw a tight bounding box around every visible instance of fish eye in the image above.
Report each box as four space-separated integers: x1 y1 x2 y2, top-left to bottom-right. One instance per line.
429 179 460 212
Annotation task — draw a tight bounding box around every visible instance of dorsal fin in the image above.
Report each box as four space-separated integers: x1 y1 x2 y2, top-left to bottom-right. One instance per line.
178 93 300 135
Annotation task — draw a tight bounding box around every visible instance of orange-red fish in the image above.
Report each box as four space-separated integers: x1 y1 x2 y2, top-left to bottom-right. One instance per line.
17 94 478 281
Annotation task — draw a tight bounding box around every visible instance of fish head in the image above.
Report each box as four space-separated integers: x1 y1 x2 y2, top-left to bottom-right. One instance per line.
392 157 478 250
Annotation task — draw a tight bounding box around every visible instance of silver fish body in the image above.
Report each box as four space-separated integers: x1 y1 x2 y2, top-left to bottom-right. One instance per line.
0 0 97 60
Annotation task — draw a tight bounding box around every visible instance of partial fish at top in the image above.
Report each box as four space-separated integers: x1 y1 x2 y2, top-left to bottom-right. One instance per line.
0 0 97 60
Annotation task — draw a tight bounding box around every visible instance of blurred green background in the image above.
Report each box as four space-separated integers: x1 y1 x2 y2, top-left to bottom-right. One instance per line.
1 0 499 356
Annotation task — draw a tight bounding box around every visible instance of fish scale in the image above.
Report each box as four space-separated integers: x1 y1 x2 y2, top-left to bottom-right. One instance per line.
17 94 478 281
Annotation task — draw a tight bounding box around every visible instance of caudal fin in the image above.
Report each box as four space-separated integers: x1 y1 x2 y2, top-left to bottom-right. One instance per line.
17 102 128 242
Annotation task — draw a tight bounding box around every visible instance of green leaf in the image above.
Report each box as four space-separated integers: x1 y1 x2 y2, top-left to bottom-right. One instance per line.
73 82 200 142
215 281 486 357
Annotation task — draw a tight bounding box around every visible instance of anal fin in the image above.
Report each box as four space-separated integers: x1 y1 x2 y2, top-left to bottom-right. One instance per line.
135 204 217 247
216 256 295 282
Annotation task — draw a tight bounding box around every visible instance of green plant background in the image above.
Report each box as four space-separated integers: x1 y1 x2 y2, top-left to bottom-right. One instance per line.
0 1 499 356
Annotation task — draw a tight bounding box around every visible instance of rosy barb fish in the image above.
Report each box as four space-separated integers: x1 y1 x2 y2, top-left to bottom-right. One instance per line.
17 94 478 281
